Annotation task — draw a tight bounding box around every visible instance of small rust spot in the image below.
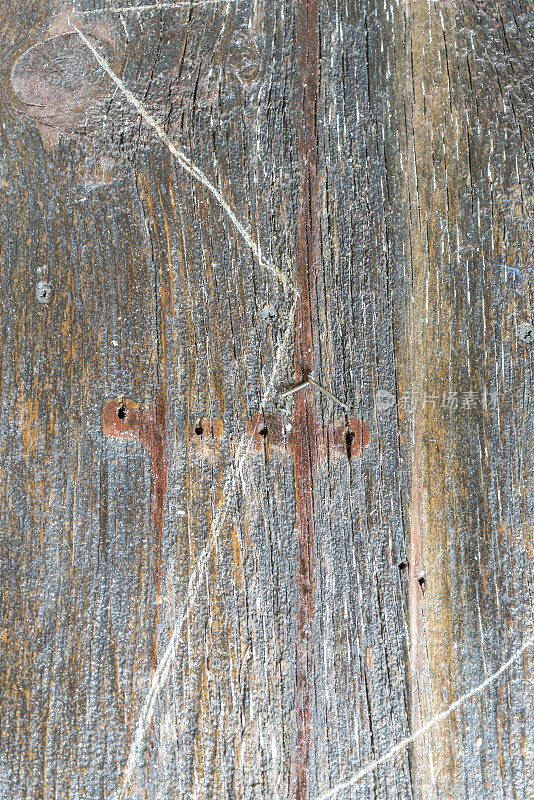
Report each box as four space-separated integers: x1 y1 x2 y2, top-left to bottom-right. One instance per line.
102 397 143 440
191 418 225 464
247 412 290 452
317 417 371 462
342 417 371 459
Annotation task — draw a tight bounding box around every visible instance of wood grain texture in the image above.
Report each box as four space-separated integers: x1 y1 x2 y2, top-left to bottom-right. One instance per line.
0 1 531 800
399 1 534 797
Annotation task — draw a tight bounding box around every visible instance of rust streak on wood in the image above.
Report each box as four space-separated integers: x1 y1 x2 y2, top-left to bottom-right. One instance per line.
144 392 168 602
102 394 167 608
293 0 320 796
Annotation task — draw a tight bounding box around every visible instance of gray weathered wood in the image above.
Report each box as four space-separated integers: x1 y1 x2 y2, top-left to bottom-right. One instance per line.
0 1 531 799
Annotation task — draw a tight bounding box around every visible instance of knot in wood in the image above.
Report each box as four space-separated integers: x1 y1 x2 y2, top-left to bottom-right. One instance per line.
11 23 122 143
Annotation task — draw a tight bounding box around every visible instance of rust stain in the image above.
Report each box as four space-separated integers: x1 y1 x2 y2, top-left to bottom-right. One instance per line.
102 394 167 602
332 417 370 461
102 396 143 440
292 0 321 794
191 417 226 464
144 393 167 596
247 412 291 451
248 412 370 462
292 393 317 800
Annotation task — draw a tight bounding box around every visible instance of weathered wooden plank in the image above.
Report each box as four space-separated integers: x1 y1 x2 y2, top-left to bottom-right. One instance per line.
397 1 534 797
0 1 531 800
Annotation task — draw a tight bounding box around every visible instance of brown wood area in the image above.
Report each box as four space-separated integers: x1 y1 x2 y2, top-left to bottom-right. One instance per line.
0 1 532 799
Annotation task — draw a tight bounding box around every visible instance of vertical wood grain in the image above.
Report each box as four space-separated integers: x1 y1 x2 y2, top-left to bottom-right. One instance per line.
0 1 531 800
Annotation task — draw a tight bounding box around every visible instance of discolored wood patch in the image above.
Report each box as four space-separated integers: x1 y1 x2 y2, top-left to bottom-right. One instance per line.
102 396 144 440
11 13 123 145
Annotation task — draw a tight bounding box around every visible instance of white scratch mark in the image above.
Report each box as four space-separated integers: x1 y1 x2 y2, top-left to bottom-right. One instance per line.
313 637 533 800
113 291 298 799
73 24 301 800
81 1 234 14
74 26 293 295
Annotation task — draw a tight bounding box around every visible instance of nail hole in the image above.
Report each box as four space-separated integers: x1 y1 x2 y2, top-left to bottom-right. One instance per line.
195 423 204 436
117 405 126 420
259 425 268 438
418 572 426 591
398 561 408 571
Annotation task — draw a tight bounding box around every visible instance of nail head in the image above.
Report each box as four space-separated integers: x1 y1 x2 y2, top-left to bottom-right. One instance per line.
262 304 277 323
36 280 53 305
518 320 534 344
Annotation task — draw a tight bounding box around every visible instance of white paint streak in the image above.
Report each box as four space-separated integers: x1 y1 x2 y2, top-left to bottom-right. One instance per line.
81 1 234 14
313 637 533 800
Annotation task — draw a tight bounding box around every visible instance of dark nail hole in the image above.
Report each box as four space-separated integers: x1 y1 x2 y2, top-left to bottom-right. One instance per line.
345 430 355 460
418 573 426 591
398 561 408 571
195 424 204 436
117 405 126 420
259 426 268 438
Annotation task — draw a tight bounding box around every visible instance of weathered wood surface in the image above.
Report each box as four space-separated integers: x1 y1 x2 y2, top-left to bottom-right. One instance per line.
0 1 532 799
